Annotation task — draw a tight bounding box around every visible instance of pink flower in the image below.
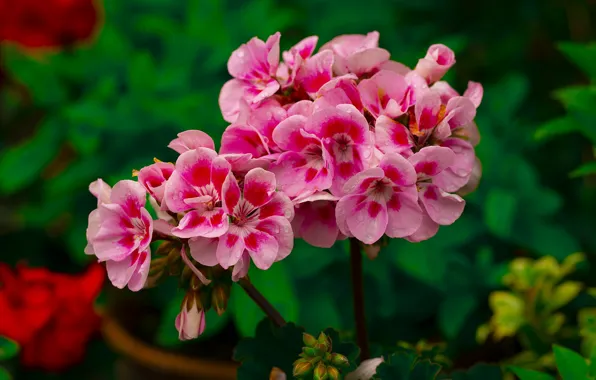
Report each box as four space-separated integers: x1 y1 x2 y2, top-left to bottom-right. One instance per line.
293 50 334 95
314 74 362 113
269 115 334 198
85 179 152 291
336 153 422 244
163 148 231 239
406 146 465 242
305 104 373 196
168 130 215 154
358 70 409 119
431 80 484 109
320 31 390 76
137 161 175 205
175 297 206 340
219 32 282 123
374 116 414 154
279 36 321 89
414 44 456 84
292 192 342 248
190 168 294 271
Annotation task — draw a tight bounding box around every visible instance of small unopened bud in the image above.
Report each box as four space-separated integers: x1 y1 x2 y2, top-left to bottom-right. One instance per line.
303 347 318 357
149 257 167 275
317 332 332 351
313 361 328 380
327 366 340 380
211 284 229 316
156 241 176 256
176 296 205 340
314 343 328 355
303 333 317 348
293 358 313 378
330 353 349 368
167 245 181 265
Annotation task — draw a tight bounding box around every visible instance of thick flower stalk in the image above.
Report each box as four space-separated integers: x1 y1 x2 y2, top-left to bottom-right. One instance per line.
84 30 483 342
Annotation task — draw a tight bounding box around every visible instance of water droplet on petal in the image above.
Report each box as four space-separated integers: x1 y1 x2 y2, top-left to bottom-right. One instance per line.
284 209 292 219
237 51 245 58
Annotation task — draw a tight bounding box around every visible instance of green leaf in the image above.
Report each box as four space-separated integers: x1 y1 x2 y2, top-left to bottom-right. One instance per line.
233 318 304 380
438 293 478 339
0 118 63 195
230 261 299 337
508 366 555 380
128 52 157 94
554 86 596 117
571 161 596 178
0 368 11 380
484 188 517 238
558 42 596 81
375 351 441 379
534 116 581 141
155 291 185 347
553 345 589 380
0 337 19 360
448 364 503 380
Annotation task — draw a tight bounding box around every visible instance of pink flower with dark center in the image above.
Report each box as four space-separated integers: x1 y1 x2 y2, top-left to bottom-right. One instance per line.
190 168 294 271
219 33 282 123
269 115 334 198
320 31 390 76
414 44 456 84
305 104 373 196
405 146 465 242
163 148 231 239
85 179 152 291
335 153 422 244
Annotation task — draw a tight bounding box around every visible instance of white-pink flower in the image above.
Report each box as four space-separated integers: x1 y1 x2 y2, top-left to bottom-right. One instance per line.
336 153 422 244
292 192 343 248
163 148 231 239
175 297 206 340
219 32 281 123
414 44 456 84
137 161 175 206
406 146 465 242
320 31 390 76
85 179 152 291
190 168 294 271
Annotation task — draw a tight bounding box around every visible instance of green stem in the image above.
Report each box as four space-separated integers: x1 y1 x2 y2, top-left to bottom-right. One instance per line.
238 277 286 328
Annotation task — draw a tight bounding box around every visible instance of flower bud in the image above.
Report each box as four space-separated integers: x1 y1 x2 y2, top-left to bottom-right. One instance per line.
149 256 167 275
313 361 328 380
303 347 318 357
175 296 206 340
330 353 349 368
327 366 340 380
156 241 176 256
303 333 317 348
211 283 229 316
293 358 313 378
317 332 331 352
414 44 455 84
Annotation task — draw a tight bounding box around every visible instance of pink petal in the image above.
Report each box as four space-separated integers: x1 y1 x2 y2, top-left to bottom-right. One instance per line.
265 32 281 75
189 237 219 266
374 116 414 154
247 100 287 150
222 173 241 215
220 123 269 157
431 81 459 103
283 35 318 66
415 90 443 132
110 180 147 218
379 60 411 75
307 104 370 144
106 249 150 291
168 130 215 153
343 195 388 244
127 249 151 291
379 152 417 187
259 192 295 220
176 304 206 340
346 47 390 76
244 229 279 270
295 200 339 248
385 193 423 238
231 252 251 282
176 148 219 188
456 158 482 196
445 96 476 130
358 70 408 118
342 167 385 195
89 179 112 205
271 115 310 151
440 137 475 177
243 168 276 207
334 194 355 238
172 208 229 238
287 100 315 117
163 171 199 213
216 227 246 269
252 79 280 103
93 206 139 261
463 81 483 108
419 184 465 225
414 44 455 84
153 219 174 236
408 146 456 177
256 216 294 261
137 162 175 204
219 79 252 123
85 209 101 255
295 50 334 94
270 150 332 198
454 121 481 147
404 208 439 242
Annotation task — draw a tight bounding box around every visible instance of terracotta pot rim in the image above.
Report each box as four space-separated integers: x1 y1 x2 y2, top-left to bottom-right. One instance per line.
99 309 238 379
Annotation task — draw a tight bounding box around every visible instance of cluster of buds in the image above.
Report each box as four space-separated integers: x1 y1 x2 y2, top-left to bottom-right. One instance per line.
84 30 483 340
293 332 350 379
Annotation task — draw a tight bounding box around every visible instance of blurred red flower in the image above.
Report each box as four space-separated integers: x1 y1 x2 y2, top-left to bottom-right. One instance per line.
0 0 102 49
0 263 105 371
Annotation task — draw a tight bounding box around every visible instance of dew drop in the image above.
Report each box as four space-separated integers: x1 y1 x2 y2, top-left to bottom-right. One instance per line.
284 209 292 218
236 51 245 58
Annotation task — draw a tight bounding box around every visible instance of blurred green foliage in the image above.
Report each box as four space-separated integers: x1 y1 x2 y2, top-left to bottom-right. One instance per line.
2 0 596 377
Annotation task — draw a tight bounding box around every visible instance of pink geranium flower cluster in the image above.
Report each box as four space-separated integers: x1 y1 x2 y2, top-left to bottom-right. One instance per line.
84 30 482 340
